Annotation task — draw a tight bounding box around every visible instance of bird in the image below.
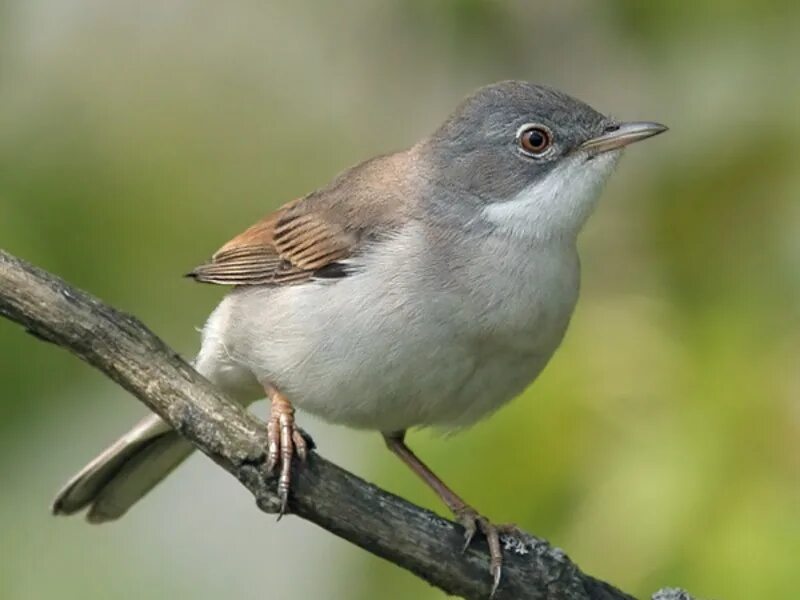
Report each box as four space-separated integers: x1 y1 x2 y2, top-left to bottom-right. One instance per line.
52 80 666 595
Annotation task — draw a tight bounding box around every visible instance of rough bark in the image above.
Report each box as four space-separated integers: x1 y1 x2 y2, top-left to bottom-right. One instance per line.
0 249 697 600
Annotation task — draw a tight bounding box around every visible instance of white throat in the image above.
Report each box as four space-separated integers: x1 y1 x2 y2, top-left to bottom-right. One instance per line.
482 151 620 241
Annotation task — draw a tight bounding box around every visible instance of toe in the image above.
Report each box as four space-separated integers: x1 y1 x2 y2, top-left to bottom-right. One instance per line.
276 447 292 519
454 507 479 552
266 416 280 473
276 415 294 517
496 522 525 538
292 429 308 462
298 429 316 451
478 520 503 597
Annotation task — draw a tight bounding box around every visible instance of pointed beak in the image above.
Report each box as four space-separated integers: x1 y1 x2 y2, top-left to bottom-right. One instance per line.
580 121 668 154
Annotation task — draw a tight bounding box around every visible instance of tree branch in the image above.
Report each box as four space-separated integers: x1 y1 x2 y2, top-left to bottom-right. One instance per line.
0 249 697 600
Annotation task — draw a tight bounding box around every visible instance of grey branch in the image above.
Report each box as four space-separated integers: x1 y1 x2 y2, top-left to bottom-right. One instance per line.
0 249 697 600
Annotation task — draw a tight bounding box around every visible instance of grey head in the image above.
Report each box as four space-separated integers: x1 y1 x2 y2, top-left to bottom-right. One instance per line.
419 81 666 239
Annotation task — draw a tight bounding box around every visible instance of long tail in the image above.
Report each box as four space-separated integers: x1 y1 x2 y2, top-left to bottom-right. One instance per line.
51 413 194 523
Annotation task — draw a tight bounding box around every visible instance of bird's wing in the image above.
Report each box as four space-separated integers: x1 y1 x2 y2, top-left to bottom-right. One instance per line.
188 198 359 286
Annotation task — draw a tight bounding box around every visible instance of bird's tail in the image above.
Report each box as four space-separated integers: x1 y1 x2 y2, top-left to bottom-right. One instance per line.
51 413 195 523
53 300 262 523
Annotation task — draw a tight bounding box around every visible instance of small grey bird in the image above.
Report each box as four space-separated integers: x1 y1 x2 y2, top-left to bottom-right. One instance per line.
53 80 666 593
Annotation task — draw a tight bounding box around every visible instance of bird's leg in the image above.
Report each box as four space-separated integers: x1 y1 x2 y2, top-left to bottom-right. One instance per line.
265 386 308 517
383 431 509 596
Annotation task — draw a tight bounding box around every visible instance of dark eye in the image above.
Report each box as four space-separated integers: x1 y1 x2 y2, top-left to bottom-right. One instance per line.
518 125 553 156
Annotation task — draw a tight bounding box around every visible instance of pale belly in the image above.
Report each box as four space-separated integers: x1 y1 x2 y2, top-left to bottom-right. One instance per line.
200 290 569 431
194 227 580 432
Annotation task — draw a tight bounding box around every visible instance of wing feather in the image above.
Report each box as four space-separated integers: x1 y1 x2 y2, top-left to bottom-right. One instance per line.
188 199 355 286
188 153 410 287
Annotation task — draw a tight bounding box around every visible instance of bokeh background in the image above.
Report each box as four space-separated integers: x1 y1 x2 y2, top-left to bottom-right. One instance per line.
1 2 799 599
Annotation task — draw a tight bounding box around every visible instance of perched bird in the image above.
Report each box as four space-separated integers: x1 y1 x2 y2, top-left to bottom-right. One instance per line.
52 80 666 594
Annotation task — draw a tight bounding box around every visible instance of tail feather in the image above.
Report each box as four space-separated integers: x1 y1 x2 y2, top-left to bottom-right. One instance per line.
52 413 194 523
53 310 262 523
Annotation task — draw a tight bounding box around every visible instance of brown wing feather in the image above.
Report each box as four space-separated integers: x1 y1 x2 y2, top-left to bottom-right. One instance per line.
188 151 414 286
188 198 356 286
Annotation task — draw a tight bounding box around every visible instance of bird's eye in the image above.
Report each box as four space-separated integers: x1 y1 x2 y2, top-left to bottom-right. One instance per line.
517 124 553 156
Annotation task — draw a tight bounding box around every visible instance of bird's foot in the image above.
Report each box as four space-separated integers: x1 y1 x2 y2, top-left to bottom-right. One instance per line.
454 506 520 597
265 390 308 518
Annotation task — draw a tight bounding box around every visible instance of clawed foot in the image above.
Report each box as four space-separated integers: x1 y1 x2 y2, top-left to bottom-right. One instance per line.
455 506 521 597
265 391 308 518
382 433 520 597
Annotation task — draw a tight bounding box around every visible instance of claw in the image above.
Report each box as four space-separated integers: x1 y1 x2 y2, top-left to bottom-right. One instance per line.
462 531 475 554
490 564 502 599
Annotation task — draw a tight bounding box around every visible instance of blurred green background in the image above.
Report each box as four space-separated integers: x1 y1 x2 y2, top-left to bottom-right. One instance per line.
1 2 798 599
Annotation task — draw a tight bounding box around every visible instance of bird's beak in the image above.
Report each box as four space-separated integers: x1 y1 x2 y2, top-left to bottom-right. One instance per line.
579 121 668 154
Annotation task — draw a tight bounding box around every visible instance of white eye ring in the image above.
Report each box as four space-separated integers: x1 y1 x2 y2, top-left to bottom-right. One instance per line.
516 123 554 157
